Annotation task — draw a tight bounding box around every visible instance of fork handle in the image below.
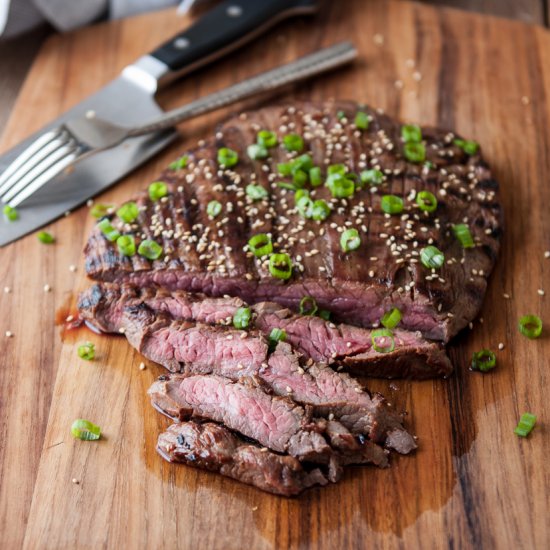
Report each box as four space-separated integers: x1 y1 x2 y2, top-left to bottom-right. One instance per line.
128 42 357 138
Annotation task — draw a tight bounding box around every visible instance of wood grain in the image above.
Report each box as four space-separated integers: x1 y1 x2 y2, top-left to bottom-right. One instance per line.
1 1 549 548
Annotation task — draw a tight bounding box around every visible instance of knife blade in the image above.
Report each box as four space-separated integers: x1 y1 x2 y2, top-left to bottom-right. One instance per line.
0 0 318 246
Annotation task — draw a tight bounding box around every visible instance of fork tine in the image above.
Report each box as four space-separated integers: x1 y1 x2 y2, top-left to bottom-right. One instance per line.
0 129 65 195
2 141 81 205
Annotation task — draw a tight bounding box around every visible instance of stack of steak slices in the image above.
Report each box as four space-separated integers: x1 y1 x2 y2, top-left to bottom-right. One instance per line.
80 100 501 495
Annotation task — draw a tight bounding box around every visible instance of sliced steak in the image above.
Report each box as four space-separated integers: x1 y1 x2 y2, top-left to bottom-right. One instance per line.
78 283 452 379
84 101 501 342
148 373 389 468
157 421 330 496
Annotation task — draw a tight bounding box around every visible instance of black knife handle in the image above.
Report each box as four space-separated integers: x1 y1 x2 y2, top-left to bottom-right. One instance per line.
150 0 317 77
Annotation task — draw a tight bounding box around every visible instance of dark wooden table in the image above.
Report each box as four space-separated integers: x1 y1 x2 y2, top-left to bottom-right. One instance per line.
0 0 548 132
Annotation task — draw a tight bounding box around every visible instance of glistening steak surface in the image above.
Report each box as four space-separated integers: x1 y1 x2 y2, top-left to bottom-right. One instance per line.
78 283 453 379
84 101 502 342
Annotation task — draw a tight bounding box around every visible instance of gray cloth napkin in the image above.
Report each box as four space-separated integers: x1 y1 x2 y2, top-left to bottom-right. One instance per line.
1 0 180 37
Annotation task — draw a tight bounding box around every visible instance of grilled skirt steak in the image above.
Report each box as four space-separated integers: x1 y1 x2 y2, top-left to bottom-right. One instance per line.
84 101 501 342
157 421 331 496
149 374 390 468
78 283 453 379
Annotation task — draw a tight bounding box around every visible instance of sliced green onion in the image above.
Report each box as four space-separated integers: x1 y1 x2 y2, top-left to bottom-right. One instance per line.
340 228 361 252
310 199 331 221
401 124 422 143
116 201 139 223
309 166 322 187
283 133 304 152
90 203 114 218
268 253 293 280
292 154 314 172
148 181 168 201
292 169 308 188
420 245 445 269
327 173 355 198
404 142 426 163
518 315 543 339
233 307 252 329
360 169 384 186
37 231 55 244
354 111 369 130
247 143 268 160
277 162 292 176
452 224 474 248
77 342 95 361
277 181 298 191
3 204 18 221
248 233 273 257
381 308 402 329
206 200 222 219
471 349 497 372
71 419 101 441
514 413 537 437
246 184 268 201
416 190 438 213
328 164 347 175
295 189 309 202
97 218 120 242
217 147 239 168
381 194 404 215
337 110 346 120
269 327 287 349
424 160 435 170
169 155 188 170
319 310 331 321
299 296 318 316
371 328 395 353
138 239 163 261
116 235 136 257
257 130 278 148
454 138 479 155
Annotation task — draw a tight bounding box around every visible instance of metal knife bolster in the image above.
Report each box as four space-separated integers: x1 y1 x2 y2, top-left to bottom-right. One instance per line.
122 0 318 92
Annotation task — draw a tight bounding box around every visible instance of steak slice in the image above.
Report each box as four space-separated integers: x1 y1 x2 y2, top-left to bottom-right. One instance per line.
83 100 501 342
149 374 390 469
78 283 453 379
157 421 330 496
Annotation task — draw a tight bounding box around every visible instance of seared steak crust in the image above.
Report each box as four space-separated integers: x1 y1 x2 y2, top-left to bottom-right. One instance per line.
84 101 501 342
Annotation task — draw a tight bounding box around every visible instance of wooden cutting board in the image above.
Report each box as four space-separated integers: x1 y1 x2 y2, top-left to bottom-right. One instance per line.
1 1 549 548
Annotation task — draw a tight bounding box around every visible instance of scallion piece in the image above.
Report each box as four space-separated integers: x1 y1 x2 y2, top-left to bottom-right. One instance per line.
299 296 318 316
138 239 163 261
217 147 239 167
233 307 252 329
268 253 293 280
71 419 101 441
310 199 331 221
3 204 18 221
292 169 308 188
90 203 114 218
116 201 139 223
454 138 479 155
269 327 287 348
518 314 543 339
420 245 445 269
37 231 55 244
401 124 422 143
148 181 168 201
257 130 278 148
97 218 120 242
452 224 474 248
296 195 313 218
381 194 404 215
327 173 355 198
248 234 273 257
360 169 384 186
247 143 268 160
381 308 402 329
471 349 497 372
277 181 298 191
206 200 222 219
319 310 331 321
116 235 136 256
340 228 361 252
277 162 292 176
404 142 426 163
246 184 268 201
77 342 95 361
371 328 395 353
328 164 347 175
416 190 438 213
354 111 369 130
283 133 304 152
514 413 537 437
309 166 322 187
169 155 188 170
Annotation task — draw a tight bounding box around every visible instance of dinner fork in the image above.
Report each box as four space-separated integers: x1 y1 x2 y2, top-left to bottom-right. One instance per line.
0 42 357 208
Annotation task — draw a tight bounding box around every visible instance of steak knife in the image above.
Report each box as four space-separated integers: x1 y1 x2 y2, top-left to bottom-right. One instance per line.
0 0 318 246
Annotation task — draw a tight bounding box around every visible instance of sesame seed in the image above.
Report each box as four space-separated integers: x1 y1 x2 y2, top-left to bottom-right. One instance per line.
503 293 510 299
43 284 51 293
69 265 77 272
498 343 504 350
72 478 79 484
373 33 384 45
328 413 335 421
119 327 126 334
66 315 74 322
286 386 292 393
5 331 13 338
4 286 11 293
538 289 545 296
412 71 422 81
139 362 146 371
545 251 550 259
